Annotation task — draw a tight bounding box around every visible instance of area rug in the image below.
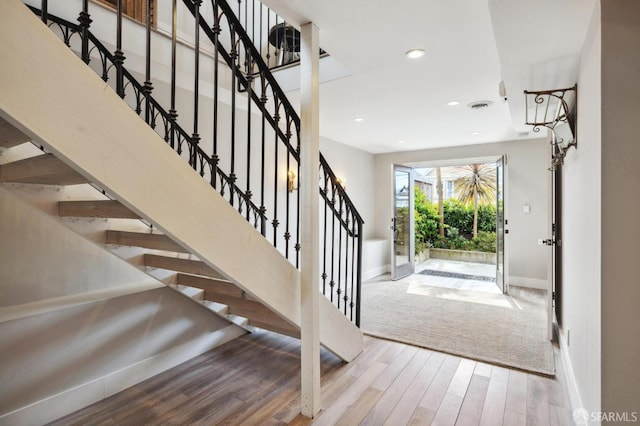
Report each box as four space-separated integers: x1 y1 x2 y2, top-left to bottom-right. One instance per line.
360 276 555 376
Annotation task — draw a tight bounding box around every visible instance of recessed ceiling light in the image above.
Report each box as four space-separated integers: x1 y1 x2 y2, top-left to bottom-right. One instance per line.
405 49 425 59
397 140 405 144
354 117 364 122
447 100 460 106
471 132 480 136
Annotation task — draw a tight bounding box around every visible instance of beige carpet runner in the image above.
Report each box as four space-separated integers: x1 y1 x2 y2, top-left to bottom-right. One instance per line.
360 277 555 376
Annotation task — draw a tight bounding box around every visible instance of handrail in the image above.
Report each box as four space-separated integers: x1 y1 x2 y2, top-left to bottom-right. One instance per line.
28 0 363 326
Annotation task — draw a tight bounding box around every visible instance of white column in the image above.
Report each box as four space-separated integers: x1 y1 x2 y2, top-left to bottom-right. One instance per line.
299 22 321 418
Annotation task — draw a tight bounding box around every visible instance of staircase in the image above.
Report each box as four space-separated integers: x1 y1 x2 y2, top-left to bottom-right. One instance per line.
0 138 292 334
1 0 362 359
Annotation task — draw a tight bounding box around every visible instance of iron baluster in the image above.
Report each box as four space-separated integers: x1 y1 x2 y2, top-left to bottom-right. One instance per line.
245 52 253 221
41 0 48 24
337 195 344 309
329 185 336 303
143 0 153 125
229 31 237 208
284 123 292 258
350 216 357 321
356 220 363 326
114 0 125 98
295 143 300 268
78 0 91 64
343 212 350 315
321 173 329 295
192 0 202 170
169 0 178 150
211 0 220 189
272 100 280 247
259 80 267 237
266 7 271 68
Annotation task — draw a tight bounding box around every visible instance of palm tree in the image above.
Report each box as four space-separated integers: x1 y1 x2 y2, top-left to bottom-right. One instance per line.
453 163 497 237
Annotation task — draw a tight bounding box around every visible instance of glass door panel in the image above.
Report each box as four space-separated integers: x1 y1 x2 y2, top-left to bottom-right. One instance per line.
496 156 505 292
392 165 414 280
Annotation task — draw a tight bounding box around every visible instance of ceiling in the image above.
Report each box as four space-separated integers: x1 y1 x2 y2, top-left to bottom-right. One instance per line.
261 0 597 154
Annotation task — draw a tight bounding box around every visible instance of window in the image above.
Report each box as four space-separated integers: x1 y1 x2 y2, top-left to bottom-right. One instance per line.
446 181 454 199
94 0 157 27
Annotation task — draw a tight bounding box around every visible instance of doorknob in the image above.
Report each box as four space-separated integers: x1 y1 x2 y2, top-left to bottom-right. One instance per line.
538 238 555 246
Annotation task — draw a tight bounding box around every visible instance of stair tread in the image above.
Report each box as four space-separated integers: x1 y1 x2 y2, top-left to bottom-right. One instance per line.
59 200 140 219
175 285 205 301
106 230 187 253
227 314 250 327
145 255 226 280
0 153 88 185
203 300 229 315
0 116 30 148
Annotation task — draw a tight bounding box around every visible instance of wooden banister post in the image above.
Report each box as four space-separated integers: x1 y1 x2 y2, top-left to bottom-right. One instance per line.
299 21 321 418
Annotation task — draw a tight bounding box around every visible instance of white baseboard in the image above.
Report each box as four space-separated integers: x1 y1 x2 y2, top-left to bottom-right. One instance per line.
0 325 246 426
509 276 548 290
558 326 584 415
363 264 390 281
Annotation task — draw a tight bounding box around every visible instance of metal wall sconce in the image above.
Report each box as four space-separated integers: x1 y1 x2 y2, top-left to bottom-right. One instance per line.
288 169 297 193
524 84 577 168
336 177 346 190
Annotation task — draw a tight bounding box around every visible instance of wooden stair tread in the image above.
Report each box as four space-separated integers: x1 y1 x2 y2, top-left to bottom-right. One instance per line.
177 273 298 338
177 273 251 299
0 153 88 185
144 255 226 280
59 200 140 219
0 116 30 148
105 230 188 253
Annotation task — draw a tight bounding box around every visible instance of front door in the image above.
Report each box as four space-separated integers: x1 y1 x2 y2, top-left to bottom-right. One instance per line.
391 165 414 280
496 156 506 292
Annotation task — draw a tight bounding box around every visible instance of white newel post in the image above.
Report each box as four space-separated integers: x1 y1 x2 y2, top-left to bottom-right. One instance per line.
299 22 321 418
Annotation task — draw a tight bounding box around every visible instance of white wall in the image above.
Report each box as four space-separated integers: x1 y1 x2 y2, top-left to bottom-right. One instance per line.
561 1 602 416
0 187 159 306
320 136 375 239
373 138 549 286
600 0 640 416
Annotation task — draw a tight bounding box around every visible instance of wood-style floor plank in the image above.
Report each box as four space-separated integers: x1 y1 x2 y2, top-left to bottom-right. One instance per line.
526 374 551 426
360 349 432 423
478 365 510 425
49 330 572 426
455 373 490 425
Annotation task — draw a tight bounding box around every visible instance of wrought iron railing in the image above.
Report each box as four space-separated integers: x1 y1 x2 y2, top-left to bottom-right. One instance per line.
28 0 363 326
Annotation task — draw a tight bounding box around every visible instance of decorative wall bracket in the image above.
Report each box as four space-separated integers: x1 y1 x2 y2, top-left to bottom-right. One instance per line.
524 84 577 168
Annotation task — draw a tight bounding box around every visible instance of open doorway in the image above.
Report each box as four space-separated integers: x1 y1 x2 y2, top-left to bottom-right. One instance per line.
392 156 506 295
361 155 555 375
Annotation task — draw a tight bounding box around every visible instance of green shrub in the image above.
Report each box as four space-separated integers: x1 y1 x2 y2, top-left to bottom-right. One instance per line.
414 188 439 252
471 231 496 253
443 199 473 237
477 204 497 233
412 186 497 254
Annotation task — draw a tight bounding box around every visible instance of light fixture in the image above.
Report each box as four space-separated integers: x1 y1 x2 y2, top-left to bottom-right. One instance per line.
354 117 364 122
405 49 425 59
468 100 493 110
336 177 346 190
447 100 460 106
397 140 405 144
524 84 578 168
471 131 480 136
287 169 297 193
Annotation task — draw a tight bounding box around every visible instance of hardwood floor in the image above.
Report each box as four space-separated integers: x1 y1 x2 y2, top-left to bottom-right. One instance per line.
49 330 572 425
